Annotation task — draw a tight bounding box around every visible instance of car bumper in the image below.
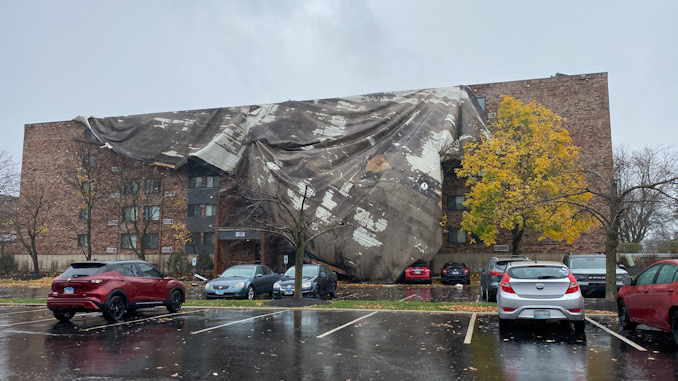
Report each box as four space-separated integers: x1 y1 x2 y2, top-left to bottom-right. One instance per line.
497 293 585 321
442 275 469 283
272 288 318 298
204 288 247 299
47 297 103 312
404 274 431 282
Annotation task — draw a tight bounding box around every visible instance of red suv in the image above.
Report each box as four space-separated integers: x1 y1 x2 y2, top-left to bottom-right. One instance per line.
47 260 185 322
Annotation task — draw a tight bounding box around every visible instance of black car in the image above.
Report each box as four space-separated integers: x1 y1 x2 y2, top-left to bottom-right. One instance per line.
441 262 470 285
273 264 338 299
478 256 530 302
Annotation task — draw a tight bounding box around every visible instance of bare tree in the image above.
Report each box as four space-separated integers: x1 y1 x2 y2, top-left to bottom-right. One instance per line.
581 145 678 301
104 158 168 260
0 150 19 197
11 186 55 276
226 183 351 299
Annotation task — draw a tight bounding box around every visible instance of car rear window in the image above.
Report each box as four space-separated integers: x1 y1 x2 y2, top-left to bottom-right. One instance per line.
569 257 606 270
60 263 108 278
448 263 466 269
507 266 569 279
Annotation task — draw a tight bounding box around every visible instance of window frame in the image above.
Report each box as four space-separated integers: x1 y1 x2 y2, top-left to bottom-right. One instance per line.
144 205 160 221
121 234 137 250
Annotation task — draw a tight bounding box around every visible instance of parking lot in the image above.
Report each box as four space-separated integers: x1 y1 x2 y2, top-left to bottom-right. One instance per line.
1 302 676 380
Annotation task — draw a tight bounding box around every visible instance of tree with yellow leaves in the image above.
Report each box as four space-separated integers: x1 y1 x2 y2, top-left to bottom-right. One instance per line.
456 96 597 255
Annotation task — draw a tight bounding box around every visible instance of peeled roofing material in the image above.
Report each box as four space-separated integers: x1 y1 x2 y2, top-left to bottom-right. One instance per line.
76 86 487 282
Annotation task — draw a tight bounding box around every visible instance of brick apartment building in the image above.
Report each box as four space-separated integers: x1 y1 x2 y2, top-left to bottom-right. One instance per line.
15 72 612 279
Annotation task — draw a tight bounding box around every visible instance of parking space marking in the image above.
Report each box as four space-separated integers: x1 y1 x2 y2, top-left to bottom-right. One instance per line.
463 313 477 344
0 308 48 316
82 308 209 332
585 317 647 352
190 310 290 335
0 317 56 328
316 311 379 338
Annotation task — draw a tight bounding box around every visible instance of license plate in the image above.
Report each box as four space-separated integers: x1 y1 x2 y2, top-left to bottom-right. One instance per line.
64 287 74 295
215 290 224 295
414 270 421 274
284 290 294 295
534 310 550 319
452 270 460 274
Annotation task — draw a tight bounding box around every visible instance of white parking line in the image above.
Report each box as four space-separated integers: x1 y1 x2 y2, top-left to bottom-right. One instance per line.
463 313 477 344
190 310 289 335
317 311 379 338
0 317 56 328
0 308 47 316
585 317 647 352
82 309 209 332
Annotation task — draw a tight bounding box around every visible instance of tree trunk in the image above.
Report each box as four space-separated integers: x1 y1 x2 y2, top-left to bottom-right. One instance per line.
511 225 524 257
605 181 622 302
30 236 39 277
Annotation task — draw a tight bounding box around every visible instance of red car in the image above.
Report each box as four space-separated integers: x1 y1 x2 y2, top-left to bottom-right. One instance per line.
617 259 678 344
47 260 185 322
404 261 432 283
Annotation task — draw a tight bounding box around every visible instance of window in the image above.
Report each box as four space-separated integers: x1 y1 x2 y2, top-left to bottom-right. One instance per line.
124 180 139 195
146 178 161 194
77 234 89 247
476 97 486 111
203 232 215 245
448 229 467 244
114 263 139 277
262 266 272 275
205 204 216 217
255 266 263 276
138 262 161 278
636 265 661 285
206 176 219 188
655 264 677 284
187 204 201 217
123 206 138 222
189 176 203 189
144 205 160 221
79 207 89 220
447 196 465 211
143 233 159 249
121 234 137 249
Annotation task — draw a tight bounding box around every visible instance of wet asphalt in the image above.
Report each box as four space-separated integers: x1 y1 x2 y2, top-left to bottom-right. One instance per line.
0 282 670 380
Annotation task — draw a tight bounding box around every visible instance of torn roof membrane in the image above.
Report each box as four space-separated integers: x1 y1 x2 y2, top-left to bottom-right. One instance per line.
75 85 487 282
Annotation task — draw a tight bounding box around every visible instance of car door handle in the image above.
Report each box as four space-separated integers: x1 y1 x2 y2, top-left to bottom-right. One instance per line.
668 290 674 294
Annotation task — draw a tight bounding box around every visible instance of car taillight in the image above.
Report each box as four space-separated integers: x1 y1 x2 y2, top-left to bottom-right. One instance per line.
568 309 581 313
565 273 579 294
90 279 104 284
489 270 503 277
500 272 515 293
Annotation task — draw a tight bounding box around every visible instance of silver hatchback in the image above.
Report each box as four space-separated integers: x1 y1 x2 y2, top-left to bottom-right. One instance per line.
496 261 585 332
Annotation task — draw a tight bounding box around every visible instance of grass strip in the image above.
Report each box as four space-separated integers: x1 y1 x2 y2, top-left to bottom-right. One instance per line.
311 300 497 312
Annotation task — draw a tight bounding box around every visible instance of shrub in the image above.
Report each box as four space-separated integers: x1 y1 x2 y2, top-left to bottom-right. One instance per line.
657 240 678 254
0 253 15 274
166 252 189 276
196 253 213 272
618 242 643 253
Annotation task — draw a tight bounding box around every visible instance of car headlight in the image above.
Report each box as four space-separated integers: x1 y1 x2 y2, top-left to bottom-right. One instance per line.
204 283 211 290
616 274 628 280
234 283 245 288
273 283 281 290
302 282 312 288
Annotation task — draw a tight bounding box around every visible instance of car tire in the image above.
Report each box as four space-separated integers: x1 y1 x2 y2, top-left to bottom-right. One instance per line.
313 285 320 299
103 294 126 322
246 285 255 300
53 309 75 322
618 299 637 330
330 287 337 299
671 312 678 346
499 318 512 330
488 290 497 303
166 289 184 313
573 321 585 333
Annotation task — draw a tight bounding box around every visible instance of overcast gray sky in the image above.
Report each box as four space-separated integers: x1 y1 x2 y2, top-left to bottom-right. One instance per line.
1 1 676 170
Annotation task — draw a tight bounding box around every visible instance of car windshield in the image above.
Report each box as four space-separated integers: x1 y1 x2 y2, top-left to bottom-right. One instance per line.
220 267 255 278
60 263 108 278
283 266 319 277
508 266 569 279
570 257 606 270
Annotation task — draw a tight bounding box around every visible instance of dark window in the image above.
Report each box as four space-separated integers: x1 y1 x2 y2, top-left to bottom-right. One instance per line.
114 263 139 277
203 232 215 245
121 234 137 250
143 233 159 249
655 264 677 285
255 266 264 276
189 176 203 189
187 204 201 217
144 206 160 221
138 262 161 278
206 176 219 188
77 234 89 247
447 196 465 211
146 178 161 194
60 262 107 278
123 206 138 222
448 229 466 244
125 180 139 195
262 266 272 275
636 265 661 286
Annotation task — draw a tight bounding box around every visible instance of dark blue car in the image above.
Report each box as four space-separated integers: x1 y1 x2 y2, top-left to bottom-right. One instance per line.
204 264 278 300
273 264 338 299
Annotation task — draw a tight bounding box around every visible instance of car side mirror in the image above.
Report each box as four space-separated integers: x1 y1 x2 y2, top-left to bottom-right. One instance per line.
477 267 484 273
491 275 500 282
618 264 626 270
162 273 167 278
256 274 263 278
622 278 633 286
319 272 326 278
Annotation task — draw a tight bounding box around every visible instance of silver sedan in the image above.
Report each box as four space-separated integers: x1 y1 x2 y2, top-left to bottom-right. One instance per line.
496 261 585 332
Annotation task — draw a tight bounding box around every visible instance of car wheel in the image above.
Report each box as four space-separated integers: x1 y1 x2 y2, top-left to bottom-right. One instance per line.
103 294 126 322
480 286 486 301
330 286 337 299
313 285 320 299
53 309 75 322
246 285 255 300
488 290 497 303
166 289 184 313
672 312 678 346
573 321 585 333
618 299 637 330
